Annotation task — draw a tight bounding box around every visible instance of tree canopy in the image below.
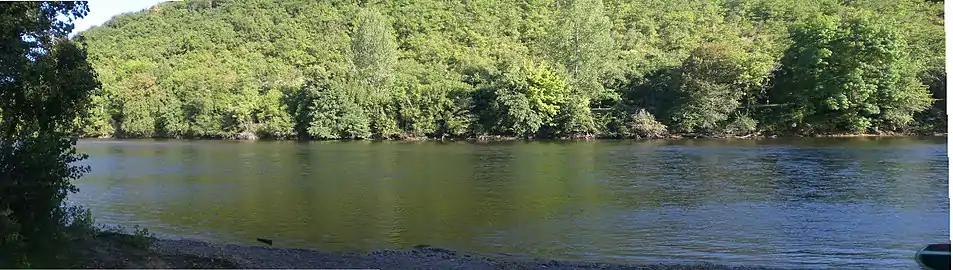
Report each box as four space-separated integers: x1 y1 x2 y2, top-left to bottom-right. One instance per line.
1 1 100 267
74 0 946 140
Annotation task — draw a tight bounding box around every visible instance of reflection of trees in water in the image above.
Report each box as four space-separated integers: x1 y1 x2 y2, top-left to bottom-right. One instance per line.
675 147 761 204
80 141 235 239
456 142 613 258
602 144 775 209
652 137 944 206
199 141 493 251
765 145 926 204
73 138 948 257
511 143 598 219
597 142 676 209
564 142 606 212
368 143 403 247
383 143 480 249
769 147 861 202
870 145 948 208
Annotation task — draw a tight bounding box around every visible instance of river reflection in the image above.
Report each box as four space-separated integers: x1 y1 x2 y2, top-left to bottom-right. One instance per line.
71 137 949 269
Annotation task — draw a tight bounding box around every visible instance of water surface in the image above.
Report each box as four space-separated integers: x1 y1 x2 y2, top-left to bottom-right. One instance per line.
71 137 950 269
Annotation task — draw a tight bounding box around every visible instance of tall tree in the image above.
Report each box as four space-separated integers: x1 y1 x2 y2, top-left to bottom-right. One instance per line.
0 1 99 267
351 7 399 98
549 0 614 101
351 7 400 138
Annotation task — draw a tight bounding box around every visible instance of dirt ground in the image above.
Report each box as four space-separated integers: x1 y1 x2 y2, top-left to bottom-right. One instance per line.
70 233 800 270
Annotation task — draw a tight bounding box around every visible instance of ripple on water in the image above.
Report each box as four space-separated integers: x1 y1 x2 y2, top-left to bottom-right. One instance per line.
72 139 949 270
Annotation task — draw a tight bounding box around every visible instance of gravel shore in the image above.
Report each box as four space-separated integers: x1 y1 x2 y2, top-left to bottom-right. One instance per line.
76 233 800 269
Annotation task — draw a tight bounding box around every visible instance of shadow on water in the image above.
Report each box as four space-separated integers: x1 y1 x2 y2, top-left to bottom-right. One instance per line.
72 137 949 269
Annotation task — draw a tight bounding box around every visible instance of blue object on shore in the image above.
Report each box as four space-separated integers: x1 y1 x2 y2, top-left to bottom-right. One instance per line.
915 243 950 270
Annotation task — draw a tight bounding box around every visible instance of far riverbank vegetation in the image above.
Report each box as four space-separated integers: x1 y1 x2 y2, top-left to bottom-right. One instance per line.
74 0 946 141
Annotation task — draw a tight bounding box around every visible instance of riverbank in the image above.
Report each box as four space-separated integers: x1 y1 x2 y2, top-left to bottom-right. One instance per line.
80 131 947 142
71 232 795 269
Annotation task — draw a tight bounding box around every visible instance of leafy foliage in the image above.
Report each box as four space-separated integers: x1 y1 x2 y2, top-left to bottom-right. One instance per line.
549 0 615 101
351 7 399 94
769 11 933 134
0 1 100 267
669 43 751 133
74 0 945 140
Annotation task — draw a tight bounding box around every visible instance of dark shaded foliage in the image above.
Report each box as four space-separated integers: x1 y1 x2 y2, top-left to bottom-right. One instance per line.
0 1 100 267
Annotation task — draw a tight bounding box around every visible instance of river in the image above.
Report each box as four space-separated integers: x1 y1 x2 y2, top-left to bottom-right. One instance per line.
70 137 949 269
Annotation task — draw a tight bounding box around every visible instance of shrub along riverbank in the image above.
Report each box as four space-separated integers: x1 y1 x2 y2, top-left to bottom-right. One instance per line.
78 130 948 142
74 0 945 142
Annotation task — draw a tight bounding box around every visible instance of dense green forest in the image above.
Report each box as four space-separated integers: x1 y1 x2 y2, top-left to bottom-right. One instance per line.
74 0 946 140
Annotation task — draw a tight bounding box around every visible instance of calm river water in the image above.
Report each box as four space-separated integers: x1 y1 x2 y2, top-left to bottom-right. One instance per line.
70 137 949 269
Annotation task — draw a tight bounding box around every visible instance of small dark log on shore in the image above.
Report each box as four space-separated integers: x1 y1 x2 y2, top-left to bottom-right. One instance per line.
256 238 273 245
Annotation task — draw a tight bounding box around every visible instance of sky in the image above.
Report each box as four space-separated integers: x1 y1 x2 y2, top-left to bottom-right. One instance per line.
69 0 177 37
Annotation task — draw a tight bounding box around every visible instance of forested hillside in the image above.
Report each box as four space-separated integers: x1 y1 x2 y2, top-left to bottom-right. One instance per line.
74 0 946 140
